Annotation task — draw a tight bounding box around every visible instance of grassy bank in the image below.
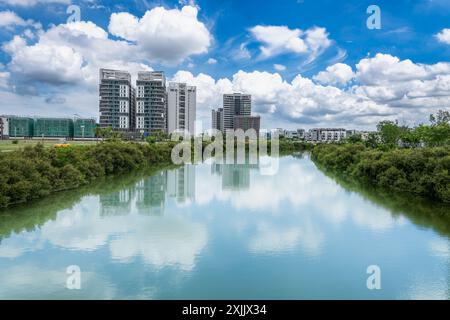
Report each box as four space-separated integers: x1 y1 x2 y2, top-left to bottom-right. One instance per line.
0 141 177 208
311 143 450 203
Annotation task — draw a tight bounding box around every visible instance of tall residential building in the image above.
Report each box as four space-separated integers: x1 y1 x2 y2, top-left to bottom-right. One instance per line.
211 108 223 131
136 71 167 135
167 82 196 135
99 69 135 131
223 93 251 131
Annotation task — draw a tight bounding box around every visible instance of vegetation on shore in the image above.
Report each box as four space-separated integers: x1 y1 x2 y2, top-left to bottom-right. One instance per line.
0 141 177 208
311 111 450 203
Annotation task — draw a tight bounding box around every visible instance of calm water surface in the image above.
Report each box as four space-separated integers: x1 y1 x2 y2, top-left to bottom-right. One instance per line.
0 155 449 299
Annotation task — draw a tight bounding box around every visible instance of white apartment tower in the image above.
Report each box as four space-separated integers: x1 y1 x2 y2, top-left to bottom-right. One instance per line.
167 82 196 135
99 69 135 131
136 71 167 135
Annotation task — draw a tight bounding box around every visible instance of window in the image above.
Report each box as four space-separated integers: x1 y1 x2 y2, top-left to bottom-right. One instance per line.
137 101 145 113
119 85 129 98
119 100 129 113
137 85 145 98
136 116 145 129
119 116 128 129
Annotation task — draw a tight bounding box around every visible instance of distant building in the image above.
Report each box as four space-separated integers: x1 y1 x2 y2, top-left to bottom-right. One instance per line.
306 128 347 142
284 130 298 139
74 118 97 138
211 108 224 132
34 118 74 138
0 117 9 140
136 71 167 135
223 93 251 131
167 82 196 135
99 69 135 132
297 129 306 140
8 117 34 138
233 115 261 136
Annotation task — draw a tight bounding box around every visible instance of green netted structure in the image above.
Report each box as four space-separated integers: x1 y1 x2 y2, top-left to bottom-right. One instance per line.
34 118 74 138
74 119 96 138
8 117 34 137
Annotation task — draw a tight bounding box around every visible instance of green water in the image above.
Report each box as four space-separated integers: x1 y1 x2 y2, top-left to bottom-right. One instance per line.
0 155 449 299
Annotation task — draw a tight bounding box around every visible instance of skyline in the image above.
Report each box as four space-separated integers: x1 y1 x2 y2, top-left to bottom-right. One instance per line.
0 0 449 130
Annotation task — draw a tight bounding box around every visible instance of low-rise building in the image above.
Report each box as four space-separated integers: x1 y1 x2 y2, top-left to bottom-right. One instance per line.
0 117 9 140
233 115 261 136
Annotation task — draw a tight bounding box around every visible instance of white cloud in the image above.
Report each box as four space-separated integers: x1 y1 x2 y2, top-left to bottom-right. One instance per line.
0 10 41 29
273 64 286 71
249 25 332 62
436 28 450 44
313 63 355 85
0 0 69 6
207 58 217 64
108 6 211 65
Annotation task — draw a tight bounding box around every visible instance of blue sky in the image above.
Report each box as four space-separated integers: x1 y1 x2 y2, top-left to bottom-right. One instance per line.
0 0 449 130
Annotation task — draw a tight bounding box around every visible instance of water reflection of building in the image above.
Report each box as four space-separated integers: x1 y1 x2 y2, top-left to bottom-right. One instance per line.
100 187 132 216
167 165 196 204
135 171 167 216
211 159 259 191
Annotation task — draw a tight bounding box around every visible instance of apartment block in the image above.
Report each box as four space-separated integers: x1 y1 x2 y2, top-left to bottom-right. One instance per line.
167 82 196 135
233 115 261 136
99 69 135 131
211 108 224 131
223 93 251 131
136 71 167 135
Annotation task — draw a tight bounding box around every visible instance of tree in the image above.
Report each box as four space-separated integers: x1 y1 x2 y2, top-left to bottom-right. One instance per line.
377 120 407 146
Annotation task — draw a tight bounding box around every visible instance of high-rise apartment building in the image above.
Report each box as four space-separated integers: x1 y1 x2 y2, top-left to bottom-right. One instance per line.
99 69 135 131
223 93 251 131
211 108 223 131
233 115 260 136
136 71 167 135
167 82 196 135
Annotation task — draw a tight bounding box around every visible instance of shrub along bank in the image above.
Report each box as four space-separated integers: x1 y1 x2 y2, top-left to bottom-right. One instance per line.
0 142 177 208
311 143 450 203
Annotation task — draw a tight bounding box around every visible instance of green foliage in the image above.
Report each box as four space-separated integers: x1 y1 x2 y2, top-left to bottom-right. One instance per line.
312 144 450 203
0 141 174 208
11 140 19 145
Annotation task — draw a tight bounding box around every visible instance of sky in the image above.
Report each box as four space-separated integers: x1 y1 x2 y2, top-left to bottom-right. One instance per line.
0 0 449 130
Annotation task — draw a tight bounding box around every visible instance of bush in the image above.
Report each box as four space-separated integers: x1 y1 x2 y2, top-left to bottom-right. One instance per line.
0 141 175 208
312 144 450 203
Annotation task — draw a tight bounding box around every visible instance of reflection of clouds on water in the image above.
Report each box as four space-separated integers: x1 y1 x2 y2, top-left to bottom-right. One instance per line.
429 239 450 259
0 264 117 299
0 233 44 258
248 221 324 257
109 216 207 271
403 277 449 300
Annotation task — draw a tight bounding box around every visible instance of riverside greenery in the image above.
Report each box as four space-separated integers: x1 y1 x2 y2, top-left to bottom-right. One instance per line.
0 138 309 208
311 111 450 203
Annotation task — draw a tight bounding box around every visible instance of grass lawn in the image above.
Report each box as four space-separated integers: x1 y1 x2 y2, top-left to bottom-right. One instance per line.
0 139 99 152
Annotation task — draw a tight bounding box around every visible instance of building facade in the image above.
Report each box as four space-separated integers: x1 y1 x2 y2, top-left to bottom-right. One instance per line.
306 128 347 142
211 108 224 132
233 115 261 136
99 69 135 131
167 82 196 135
136 71 167 135
223 93 251 131
0 117 9 140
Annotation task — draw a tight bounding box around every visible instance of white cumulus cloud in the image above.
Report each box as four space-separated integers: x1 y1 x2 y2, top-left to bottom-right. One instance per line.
436 28 450 44
108 6 211 65
313 63 355 85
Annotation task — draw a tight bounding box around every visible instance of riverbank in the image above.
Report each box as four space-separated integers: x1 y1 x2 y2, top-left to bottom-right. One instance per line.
0 141 177 208
311 143 450 203
0 139 309 208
